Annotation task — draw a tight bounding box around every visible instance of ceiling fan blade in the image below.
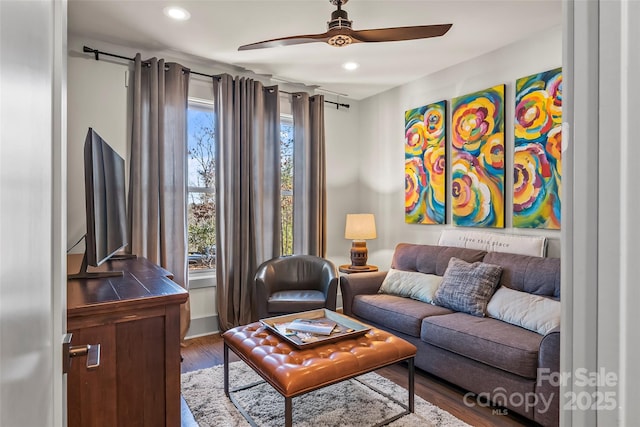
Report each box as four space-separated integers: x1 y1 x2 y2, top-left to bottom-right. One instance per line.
350 24 453 43
238 32 331 51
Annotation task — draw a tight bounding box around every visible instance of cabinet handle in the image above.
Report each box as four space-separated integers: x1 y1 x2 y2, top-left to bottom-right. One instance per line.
70 344 101 369
62 333 101 372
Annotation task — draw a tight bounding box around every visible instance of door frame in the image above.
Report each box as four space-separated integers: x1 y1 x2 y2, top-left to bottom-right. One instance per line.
562 0 640 425
0 1 67 426
53 0 69 425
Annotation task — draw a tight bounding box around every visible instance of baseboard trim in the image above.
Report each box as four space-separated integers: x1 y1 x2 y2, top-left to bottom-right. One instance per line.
186 315 219 338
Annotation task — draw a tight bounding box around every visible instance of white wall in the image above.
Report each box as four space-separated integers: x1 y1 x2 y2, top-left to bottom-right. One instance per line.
355 26 563 269
67 49 130 250
324 100 362 269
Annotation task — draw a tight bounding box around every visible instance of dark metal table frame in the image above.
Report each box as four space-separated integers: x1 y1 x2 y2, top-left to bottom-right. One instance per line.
223 342 415 427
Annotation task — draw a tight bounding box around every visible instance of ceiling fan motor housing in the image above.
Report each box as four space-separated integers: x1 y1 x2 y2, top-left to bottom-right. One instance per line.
328 6 352 30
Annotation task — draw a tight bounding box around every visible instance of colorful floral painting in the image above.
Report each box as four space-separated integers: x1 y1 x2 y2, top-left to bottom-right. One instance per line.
451 85 505 228
405 101 446 224
513 68 562 229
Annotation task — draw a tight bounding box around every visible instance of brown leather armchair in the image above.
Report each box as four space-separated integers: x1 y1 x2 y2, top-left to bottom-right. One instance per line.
254 255 339 319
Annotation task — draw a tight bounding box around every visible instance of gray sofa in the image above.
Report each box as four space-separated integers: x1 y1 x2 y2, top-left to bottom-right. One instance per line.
340 243 560 426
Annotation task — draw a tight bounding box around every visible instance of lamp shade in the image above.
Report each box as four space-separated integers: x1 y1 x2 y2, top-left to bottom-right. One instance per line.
344 214 377 240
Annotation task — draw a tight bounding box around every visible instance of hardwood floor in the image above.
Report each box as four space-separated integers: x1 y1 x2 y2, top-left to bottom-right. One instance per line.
180 333 538 427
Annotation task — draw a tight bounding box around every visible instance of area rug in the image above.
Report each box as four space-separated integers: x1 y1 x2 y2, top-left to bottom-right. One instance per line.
181 362 471 427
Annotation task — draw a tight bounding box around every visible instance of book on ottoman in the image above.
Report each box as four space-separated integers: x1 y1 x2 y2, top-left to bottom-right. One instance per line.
287 318 337 336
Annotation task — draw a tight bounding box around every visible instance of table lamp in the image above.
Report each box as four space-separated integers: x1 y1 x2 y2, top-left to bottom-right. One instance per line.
342 213 377 272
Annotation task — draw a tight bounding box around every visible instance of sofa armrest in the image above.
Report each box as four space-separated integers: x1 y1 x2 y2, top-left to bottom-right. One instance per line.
535 326 560 427
340 271 387 316
539 326 560 370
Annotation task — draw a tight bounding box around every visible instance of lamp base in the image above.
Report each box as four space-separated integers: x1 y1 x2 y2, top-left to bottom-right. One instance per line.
340 241 377 273
349 240 368 267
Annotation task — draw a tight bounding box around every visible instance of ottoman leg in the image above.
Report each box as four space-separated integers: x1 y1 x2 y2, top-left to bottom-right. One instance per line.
224 342 229 397
408 357 415 413
285 397 292 427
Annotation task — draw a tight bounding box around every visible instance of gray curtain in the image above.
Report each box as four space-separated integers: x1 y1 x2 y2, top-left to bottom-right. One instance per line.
292 93 327 256
128 54 191 340
213 75 281 330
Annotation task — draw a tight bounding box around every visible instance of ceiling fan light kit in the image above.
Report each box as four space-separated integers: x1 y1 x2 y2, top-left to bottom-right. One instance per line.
238 0 453 51
328 34 352 47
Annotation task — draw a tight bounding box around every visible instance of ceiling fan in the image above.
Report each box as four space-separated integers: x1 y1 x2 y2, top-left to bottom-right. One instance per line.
238 0 453 51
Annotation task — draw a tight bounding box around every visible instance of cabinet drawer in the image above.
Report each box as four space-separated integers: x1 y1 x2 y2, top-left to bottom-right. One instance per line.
68 305 167 330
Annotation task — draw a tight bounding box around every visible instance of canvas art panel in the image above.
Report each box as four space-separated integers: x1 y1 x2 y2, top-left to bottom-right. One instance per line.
451 85 505 228
405 100 446 224
513 67 562 229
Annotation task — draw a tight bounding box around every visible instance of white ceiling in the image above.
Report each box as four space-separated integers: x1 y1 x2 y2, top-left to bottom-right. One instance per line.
68 0 562 100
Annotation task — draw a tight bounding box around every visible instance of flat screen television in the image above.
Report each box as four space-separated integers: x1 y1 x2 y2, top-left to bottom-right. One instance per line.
68 128 133 279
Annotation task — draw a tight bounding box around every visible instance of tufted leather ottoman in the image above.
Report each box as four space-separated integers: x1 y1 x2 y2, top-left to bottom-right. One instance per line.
222 320 417 426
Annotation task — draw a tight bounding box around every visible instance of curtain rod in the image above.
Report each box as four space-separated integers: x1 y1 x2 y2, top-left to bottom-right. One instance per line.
277 90 350 109
83 46 350 109
83 46 214 79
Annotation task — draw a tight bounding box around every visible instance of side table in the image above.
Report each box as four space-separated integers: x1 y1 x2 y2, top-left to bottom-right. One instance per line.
339 264 378 274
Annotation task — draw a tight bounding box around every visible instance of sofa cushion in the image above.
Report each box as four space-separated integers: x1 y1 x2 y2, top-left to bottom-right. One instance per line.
487 286 561 335
421 312 543 378
391 243 487 276
378 269 443 303
433 257 502 317
352 294 453 337
483 252 560 299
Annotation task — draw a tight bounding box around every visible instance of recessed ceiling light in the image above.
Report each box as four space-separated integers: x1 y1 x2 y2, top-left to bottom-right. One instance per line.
163 6 191 21
343 62 359 71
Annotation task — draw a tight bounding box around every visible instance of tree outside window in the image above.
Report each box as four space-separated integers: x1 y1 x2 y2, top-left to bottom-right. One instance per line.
187 101 216 271
280 118 294 255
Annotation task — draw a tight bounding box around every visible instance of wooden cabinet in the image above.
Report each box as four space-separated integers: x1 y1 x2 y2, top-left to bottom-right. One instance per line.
67 256 188 427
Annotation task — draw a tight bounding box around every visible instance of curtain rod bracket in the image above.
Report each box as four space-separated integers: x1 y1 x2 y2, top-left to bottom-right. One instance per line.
83 46 100 61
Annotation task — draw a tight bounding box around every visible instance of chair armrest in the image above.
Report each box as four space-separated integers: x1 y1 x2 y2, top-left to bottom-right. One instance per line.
340 271 387 316
535 326 560 427
323 276 339 311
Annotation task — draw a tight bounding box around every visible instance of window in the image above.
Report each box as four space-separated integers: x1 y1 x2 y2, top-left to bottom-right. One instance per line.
280 116 294 255
187 100 216 271
186 101 294 268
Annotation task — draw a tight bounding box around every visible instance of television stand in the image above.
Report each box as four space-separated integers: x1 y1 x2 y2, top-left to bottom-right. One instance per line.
109 253 137 261
68 270 123 280
67 252 137 280
66 254 187 426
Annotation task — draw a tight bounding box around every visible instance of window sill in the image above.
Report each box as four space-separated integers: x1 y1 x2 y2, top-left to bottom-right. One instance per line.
188 269 216 289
